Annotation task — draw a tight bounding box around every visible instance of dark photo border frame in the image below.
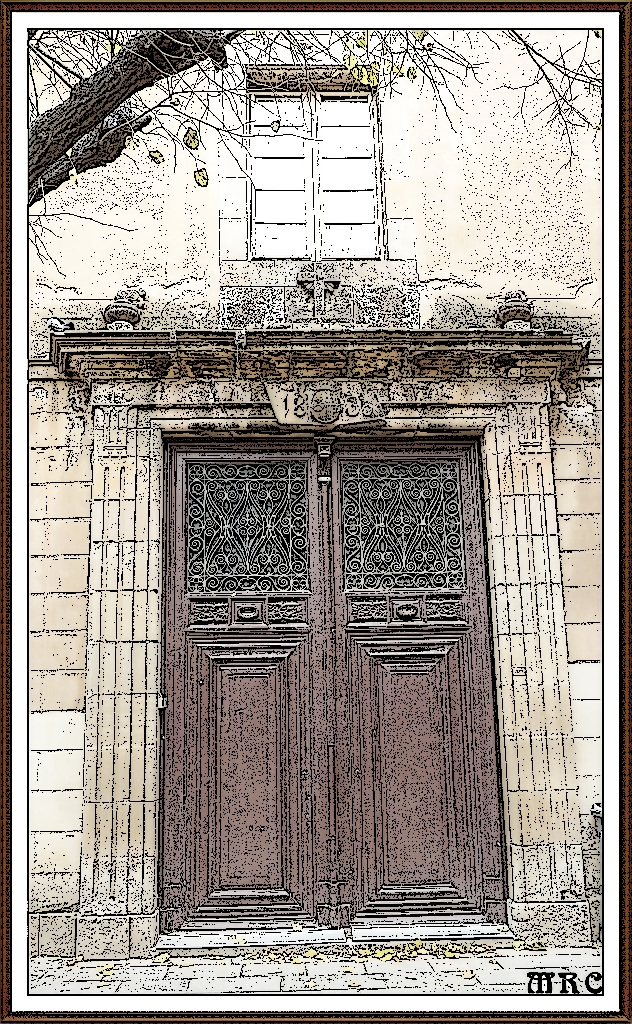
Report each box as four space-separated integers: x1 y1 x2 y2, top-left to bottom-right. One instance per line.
1 1 628 1020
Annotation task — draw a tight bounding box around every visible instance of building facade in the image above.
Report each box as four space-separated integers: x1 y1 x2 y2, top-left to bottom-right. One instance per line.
28 66 602 959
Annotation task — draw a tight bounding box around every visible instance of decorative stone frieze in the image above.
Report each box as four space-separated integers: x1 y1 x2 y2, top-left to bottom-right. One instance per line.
41 328 585 382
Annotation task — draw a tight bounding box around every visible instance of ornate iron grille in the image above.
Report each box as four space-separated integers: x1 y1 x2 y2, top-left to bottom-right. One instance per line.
341 460 465 591
187 461 310 593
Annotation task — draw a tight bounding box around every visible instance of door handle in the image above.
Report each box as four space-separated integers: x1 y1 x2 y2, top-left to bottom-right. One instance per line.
395 603 418 621
236 605 258 620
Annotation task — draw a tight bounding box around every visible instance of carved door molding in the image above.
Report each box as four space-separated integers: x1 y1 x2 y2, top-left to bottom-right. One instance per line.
160 437 506 932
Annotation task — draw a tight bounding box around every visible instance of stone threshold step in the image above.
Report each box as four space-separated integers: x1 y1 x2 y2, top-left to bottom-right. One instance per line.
157 926 347 949
157 921 514 951
351 922 514 941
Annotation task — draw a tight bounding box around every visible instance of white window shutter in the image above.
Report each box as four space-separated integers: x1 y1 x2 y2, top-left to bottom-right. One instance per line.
249 98 310 258
318 97 378 259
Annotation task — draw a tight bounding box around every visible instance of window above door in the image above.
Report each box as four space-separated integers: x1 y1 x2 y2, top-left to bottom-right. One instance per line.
247 78 382 260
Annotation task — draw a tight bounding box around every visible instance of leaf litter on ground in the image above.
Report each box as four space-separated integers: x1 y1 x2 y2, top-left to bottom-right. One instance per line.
152 938 557 967
220 939 519 964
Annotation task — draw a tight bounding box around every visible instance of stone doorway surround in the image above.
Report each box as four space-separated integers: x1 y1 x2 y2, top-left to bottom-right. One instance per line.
29 328 592 959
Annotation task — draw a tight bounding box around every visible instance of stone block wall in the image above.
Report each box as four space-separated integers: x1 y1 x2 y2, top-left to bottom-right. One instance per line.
29 378 91 930
550 367 602 940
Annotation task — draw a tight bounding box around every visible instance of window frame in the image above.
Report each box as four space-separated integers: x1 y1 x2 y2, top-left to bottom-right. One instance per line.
246 89 385 261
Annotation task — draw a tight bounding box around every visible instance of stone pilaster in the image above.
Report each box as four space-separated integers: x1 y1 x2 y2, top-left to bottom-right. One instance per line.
482 402 592 945
78 404 161 958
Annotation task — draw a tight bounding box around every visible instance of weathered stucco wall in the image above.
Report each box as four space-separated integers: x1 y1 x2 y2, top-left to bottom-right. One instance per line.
29 42 600 348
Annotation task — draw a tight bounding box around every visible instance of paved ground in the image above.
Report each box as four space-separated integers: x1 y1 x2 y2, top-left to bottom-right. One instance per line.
30 940 603 996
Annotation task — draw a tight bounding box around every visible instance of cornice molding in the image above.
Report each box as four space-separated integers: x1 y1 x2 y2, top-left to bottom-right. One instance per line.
32 328 588 381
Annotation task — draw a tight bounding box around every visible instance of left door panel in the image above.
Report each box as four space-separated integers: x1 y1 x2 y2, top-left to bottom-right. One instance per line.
160 444 323 932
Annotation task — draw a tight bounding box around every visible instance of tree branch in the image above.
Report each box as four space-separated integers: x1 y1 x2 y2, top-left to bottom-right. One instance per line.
29 28 236 188
29 107 152 207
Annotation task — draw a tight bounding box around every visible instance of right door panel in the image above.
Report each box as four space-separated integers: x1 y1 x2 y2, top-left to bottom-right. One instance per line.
331 442 507 927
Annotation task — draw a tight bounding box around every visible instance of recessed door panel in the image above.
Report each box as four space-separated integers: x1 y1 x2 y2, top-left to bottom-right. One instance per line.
381 666 451 886
217 664 282 889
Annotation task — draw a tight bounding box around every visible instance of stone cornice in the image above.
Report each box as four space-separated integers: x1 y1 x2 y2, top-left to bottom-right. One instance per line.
32 328 588 381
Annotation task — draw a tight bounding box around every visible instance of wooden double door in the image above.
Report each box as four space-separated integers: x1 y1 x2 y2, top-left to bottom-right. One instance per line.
160 438 506 933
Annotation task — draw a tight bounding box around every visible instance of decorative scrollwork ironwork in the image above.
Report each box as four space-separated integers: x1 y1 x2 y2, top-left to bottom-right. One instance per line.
341 460 465 591
187 461 310 593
